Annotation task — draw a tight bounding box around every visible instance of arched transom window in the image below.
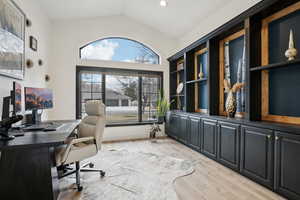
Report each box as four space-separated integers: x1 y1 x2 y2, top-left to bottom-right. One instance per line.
80 37 160 64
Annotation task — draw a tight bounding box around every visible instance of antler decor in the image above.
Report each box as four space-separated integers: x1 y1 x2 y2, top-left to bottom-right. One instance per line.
224 79 245 118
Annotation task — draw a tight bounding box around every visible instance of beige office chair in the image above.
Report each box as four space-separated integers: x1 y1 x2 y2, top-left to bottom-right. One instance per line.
55 100 106 191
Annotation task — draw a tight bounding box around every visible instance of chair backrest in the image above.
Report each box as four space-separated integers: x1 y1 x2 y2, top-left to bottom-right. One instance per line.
78 100 106 150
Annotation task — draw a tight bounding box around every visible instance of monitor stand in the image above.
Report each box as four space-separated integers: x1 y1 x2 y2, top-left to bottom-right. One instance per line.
31 109 41 125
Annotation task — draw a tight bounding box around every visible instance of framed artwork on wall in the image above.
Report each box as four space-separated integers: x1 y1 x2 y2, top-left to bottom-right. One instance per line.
0 0 26 80
29 36 37 51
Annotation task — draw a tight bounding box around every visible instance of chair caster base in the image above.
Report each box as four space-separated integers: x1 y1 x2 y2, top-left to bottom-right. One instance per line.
89 163 94 168
100 171 106 178
77 185 83 192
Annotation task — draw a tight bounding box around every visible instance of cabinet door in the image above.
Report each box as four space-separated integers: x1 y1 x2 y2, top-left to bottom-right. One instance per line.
169 114 179 139
201 119 217 160
165 111 171 135
189 116 201 150
240 126 274 189
178 115 189 144
275 132 300 200
217 121 240 171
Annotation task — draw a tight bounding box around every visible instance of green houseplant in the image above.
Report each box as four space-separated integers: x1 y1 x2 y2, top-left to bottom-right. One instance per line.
156 90 173 123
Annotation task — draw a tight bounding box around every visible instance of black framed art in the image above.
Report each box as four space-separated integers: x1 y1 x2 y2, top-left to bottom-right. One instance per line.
0 0 25 80
29 36 37 51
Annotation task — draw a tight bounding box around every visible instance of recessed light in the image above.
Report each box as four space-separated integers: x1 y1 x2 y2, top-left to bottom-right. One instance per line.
160 0 168 7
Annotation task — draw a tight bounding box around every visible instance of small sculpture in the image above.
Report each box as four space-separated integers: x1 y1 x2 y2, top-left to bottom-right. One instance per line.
224 79 244 118
285 29 298 61
198 63 204 79
150 123 161 142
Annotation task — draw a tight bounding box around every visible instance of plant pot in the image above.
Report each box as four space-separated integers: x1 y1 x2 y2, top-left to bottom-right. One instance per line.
158 116 165 123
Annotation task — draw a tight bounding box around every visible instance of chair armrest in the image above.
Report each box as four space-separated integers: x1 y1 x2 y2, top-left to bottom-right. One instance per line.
60 137 95 164
70 137 95 145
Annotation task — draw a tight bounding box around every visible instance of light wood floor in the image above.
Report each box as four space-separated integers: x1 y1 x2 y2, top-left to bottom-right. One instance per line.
59 138 285 200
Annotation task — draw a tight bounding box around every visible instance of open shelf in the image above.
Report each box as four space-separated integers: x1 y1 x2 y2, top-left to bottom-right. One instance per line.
250 59 300 72
186 78 208 84
171 94 184 97
170 69 184 74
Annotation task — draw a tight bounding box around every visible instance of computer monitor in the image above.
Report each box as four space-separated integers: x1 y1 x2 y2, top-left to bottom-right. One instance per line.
12 82 22 114
24 87 53 124
25 87 53 111
1 81 22 120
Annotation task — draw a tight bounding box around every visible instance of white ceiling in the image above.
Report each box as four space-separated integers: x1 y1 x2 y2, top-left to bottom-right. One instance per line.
36 0 231 38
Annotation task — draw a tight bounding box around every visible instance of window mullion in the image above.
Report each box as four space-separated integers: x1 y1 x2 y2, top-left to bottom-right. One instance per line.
138 76 142 122
102 74 106 104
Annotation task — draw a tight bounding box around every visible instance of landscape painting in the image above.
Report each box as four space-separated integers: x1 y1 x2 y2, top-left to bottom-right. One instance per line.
0 0 25 79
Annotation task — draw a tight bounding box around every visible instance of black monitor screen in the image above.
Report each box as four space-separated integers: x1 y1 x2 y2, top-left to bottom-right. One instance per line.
25 87 53 110
13 82 22 113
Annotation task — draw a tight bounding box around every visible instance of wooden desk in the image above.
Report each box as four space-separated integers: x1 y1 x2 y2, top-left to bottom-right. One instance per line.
0 120 80 200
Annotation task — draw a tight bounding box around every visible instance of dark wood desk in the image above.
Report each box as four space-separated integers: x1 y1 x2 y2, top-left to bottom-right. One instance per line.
0 120 80 200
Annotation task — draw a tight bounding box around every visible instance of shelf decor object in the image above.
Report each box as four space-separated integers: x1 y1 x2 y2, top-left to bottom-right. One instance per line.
198 63 204 79
236 38 246 118
176 59 184 110
0 0 25 80
194 48 208 113
285 29 298 61
261 2 300 124
219 30 245 116
224 79 244 118
176 82 184 110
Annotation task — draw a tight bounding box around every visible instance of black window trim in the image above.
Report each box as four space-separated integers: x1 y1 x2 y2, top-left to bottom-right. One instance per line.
76 66 164 126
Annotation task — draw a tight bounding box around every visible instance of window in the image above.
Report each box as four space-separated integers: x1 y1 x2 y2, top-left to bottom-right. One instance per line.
106 74 139 123
80 38 160 65
80 72 103 118
76 67 163 125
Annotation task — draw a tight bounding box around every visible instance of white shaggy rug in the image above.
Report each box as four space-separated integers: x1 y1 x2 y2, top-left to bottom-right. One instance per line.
60 149 194 200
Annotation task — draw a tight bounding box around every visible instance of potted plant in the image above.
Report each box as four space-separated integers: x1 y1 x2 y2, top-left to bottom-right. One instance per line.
156 90 173 123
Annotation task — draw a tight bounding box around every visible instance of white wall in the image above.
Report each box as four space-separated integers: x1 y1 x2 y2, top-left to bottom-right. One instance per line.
170 0 262 55
48 15 178 141
0 0 51 119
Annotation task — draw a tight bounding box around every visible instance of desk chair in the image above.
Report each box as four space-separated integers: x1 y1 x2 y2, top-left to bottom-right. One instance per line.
55 100 106 191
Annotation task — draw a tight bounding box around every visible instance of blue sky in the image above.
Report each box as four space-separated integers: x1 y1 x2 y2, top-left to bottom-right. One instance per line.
81 38 159 64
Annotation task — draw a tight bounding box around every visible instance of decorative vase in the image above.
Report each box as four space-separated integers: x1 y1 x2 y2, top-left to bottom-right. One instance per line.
285 29 298 61
198 63 204 79
158 116 165 123
225 91 237 118
149 123 161 143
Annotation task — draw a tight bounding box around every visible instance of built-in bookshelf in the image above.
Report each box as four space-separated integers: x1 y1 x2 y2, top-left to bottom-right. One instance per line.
167 1 300 200
170 58 185 110
168 0 300 126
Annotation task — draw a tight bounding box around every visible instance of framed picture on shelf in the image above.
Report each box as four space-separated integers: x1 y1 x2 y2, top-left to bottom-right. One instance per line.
0 0 25 80
29 36 37 51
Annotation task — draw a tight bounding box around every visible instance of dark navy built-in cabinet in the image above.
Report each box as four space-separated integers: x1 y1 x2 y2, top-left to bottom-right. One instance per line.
166 111 300 200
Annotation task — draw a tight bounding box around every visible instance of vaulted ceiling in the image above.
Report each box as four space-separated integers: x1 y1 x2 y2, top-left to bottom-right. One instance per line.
36 0 232 39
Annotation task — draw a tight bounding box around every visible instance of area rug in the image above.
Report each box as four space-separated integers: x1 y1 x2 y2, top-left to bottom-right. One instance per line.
59 149 194 200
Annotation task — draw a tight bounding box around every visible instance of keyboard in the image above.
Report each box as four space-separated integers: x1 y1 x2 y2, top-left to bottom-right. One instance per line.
23 123 62 132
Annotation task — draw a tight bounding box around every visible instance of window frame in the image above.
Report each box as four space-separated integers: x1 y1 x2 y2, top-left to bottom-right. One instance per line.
76 66 164 126
79 37 161 65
